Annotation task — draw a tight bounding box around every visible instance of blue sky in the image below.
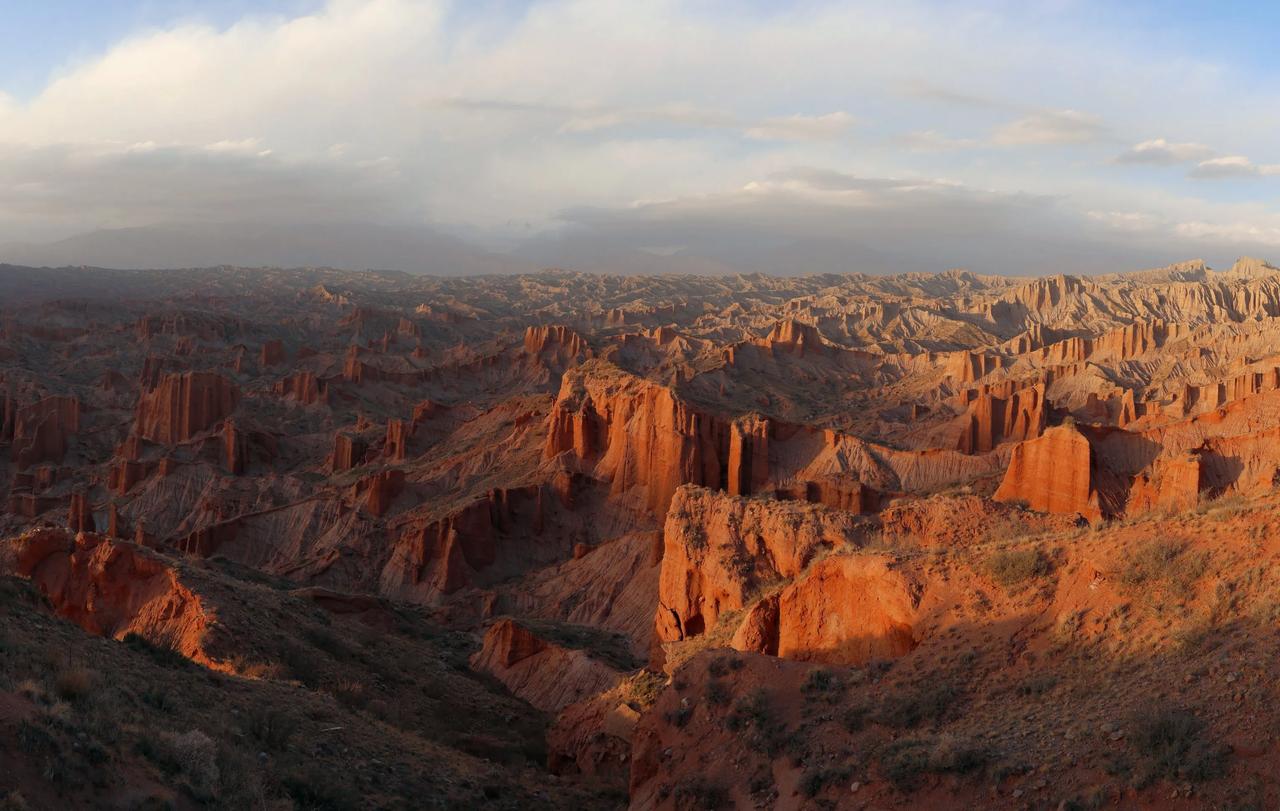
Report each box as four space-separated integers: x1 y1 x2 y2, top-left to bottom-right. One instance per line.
2 0 1280 273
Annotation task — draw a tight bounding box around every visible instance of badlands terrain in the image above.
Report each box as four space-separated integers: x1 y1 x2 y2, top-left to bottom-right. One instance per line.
5 259 1280 809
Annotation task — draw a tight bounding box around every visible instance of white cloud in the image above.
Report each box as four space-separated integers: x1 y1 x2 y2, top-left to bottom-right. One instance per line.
895 130 979 151
993 109 1109 145
1115 138 1214 165
1189 155 1280 179
1 0 1279 271
743 112 854 142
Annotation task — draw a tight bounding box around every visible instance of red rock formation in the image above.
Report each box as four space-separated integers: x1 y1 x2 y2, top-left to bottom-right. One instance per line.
545 365 730 514
332 433 366 472
135 372 240 445
0 390 15 441
994 423 1101 521
11 395 81 469
342 345 380 384
273 370 327 404
948 350 1003 383
730 554 917 664
68 492 94 533
223 420 246 474
956 384 1046 454
259 339 286 366
469 619 622 713
655 486 859 650
2 529 218 666
106 503 127 538
1128 453 1201 514
385 419 411 462
524 324 590 359
727 416 770 496
363 469 405 517
774 477 878 512
761 319 825 356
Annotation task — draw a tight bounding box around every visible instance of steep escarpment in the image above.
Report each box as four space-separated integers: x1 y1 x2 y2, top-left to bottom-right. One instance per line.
655 486 865 649
0 528 220 665
994 423 1101 521
134 371 240 445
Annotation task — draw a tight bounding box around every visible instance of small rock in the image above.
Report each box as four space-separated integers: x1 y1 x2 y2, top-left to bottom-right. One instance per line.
850 782 861 794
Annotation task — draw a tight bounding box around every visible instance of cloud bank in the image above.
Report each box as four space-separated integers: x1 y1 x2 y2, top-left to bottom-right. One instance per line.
3 0 1280 273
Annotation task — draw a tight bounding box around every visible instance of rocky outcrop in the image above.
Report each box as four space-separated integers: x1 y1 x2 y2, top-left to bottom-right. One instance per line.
385 419 411 462
731 554 918 664
655 487 860 649
332 433 366 472
11 395 81 469
524 325 590 360
760 319 826 357
469 619 622 713
994 423 1101 521
274 371 326 405
259 339 286 366
362 469 405 517
1 529 218 666
135 372 239 445
1128 453 1202 514
545 364 730 514
955 384 1046 454
68 492 94 533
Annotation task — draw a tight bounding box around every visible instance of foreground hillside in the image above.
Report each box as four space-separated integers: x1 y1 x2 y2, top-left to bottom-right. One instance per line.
4 260 1280 807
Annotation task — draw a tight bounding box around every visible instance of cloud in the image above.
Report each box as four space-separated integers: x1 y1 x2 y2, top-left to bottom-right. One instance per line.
743 112 854 142
0 140 412 242
895 130 979 151
993 109 1109 145
1189 155 1280 179
1115 138 1214 165
1 0 1279 272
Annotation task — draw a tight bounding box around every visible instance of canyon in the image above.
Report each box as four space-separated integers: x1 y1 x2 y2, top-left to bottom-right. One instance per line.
4 260 1280 808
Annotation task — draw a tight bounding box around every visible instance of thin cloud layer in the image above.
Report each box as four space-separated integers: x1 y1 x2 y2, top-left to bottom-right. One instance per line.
1116 138 1214 165
2 0 1280 272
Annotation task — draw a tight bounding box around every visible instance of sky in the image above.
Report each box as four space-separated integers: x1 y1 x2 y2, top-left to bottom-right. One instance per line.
3 0 1280 275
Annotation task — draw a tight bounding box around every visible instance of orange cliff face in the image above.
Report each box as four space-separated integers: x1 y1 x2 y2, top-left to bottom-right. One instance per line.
543 364 732 515
11 395 81 469
994 422 1101 521
1 528 220 667
134 371 240 445
654 486 863 651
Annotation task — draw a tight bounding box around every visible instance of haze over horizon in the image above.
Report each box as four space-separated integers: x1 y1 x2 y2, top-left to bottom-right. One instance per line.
5 0 1280 274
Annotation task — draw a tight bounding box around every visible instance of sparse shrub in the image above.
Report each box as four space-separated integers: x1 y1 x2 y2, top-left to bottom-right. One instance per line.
802 668 839 693
665 703 693 728
874 683 957 728
1 791 31 811
230 654 288 681
124 633 191 669
985 548 1051 590
842 703 869 732
879 736 990 789
140 730 220 798
1129 708 1228 783
1015 673 1058 697
330 679 368 709
672 776 729 810
282 762 360 811
800 764 852 797
1121 540 1208 600
705 679 731 707
140 686 172 712
244 705 298 751
54 666 94 701
879 739 932 789
726 689 787 754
